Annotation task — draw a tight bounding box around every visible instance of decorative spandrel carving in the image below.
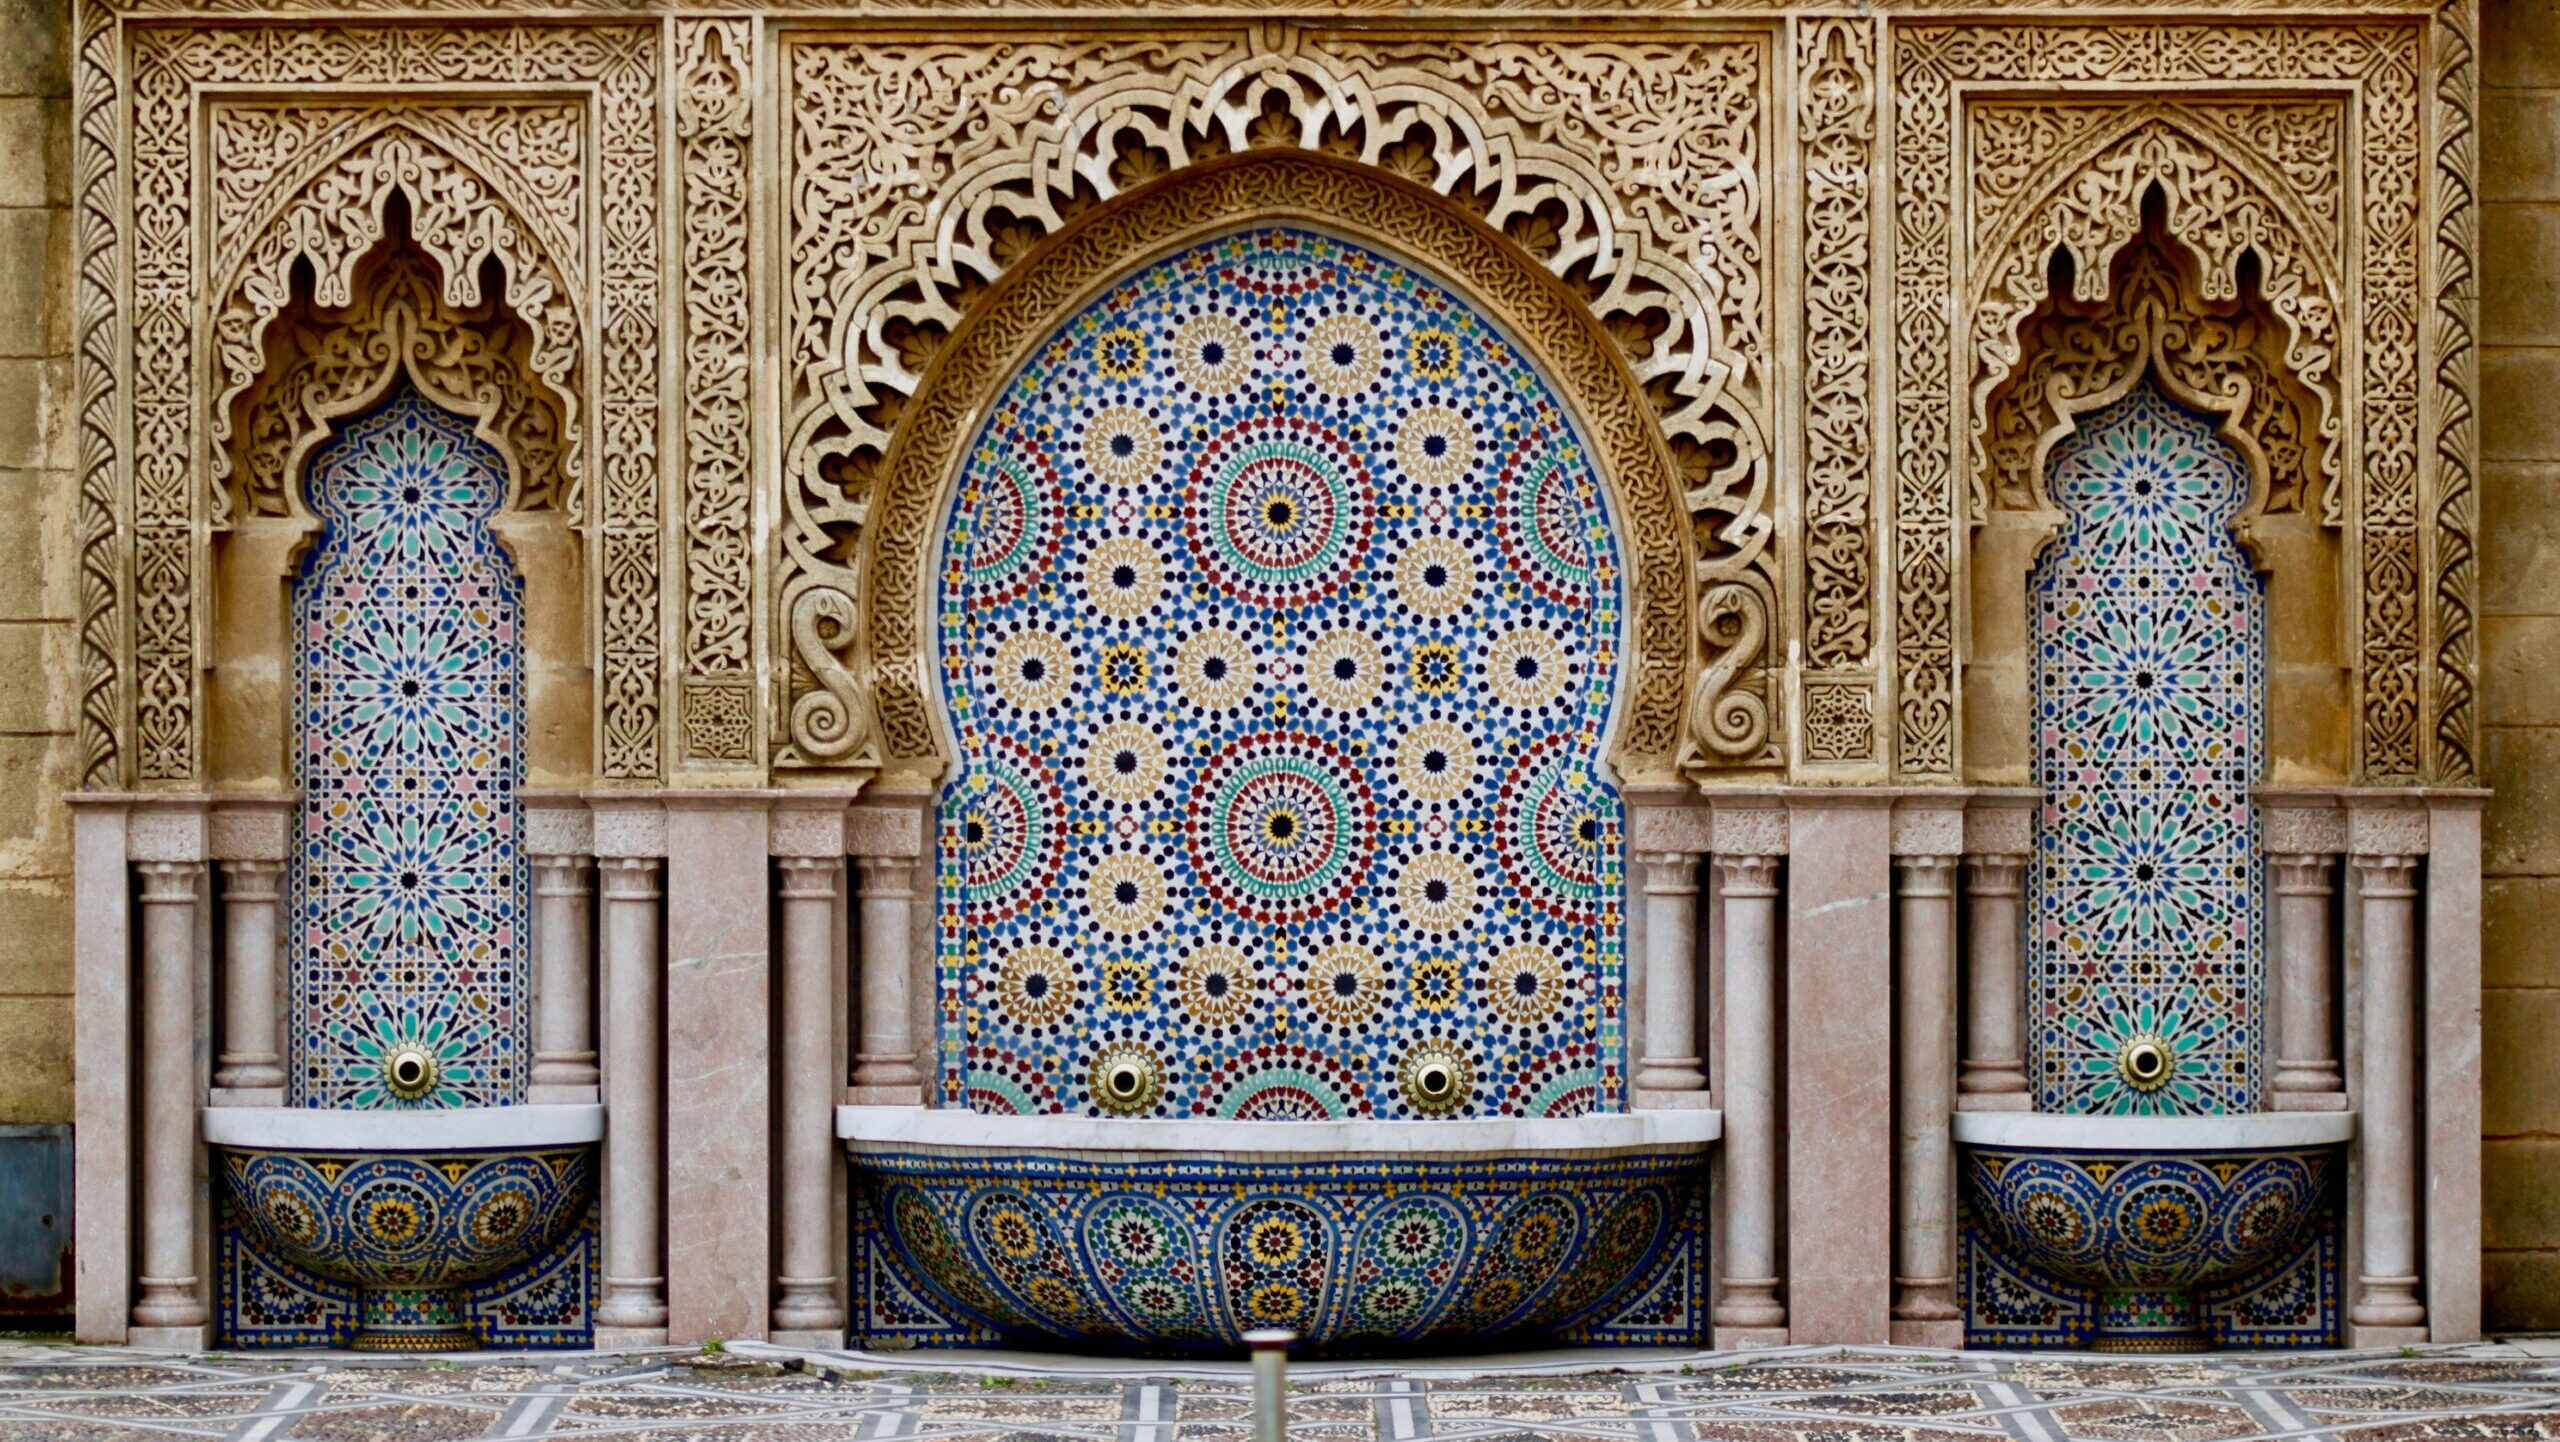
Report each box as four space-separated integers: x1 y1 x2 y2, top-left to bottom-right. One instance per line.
113 23 662 784
1891 20 2424 784
1982 225 2329 537
229 244 571 520
781 26 1775 776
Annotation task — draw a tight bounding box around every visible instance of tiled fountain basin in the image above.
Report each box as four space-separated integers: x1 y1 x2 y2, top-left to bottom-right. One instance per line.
1954 1110 2355 1352
206 1105 602 1351
840 1108 1719 1353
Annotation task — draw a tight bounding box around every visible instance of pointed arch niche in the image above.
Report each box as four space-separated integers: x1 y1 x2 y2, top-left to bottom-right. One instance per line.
206 203 590 793
1963 192 2346 789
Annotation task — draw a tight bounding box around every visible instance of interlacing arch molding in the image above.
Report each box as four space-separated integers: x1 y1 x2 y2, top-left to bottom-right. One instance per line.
1891 18 2472 786
855 151 1702 789
779 25 1779 781
83 22 664 788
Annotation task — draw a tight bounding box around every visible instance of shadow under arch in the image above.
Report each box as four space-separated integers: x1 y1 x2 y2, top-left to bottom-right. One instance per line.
205 203 590 793
849 150 1698 790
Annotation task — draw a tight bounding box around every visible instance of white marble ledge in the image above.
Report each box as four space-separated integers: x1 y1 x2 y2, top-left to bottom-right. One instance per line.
1952 1110 2355 1151
203 1104 605 1151
838 1107 1720 1156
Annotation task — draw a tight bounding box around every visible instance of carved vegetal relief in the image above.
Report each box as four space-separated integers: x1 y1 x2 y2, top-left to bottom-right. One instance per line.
2430 0 2482 785
780 25 1774 778
1892 22 2423 782
108 24 661 784
677 18 758 767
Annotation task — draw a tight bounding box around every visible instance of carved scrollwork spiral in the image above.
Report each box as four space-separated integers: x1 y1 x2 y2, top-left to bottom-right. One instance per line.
1686 582 1770 763
789 586 881 768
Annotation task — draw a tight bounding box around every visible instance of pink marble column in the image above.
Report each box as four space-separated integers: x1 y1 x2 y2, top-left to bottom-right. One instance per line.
847 803 926 1103
131 857 208 1346
209 802 289 1105
70 800 131 1343
1784 794 1892 1344
1958 798 2034 1109
1710 801 1785 1347
593 801 668 1345
2425 794 2486 1342
1629 791 1713 1102
527 800 598 1103
2348 800 2428 1344
2264 794 2346 1109
772 800 850 1347
664 801 774 1344
1889 799 1964 1347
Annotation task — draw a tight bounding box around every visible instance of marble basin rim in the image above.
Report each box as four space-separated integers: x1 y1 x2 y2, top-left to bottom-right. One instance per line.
1953 1109 2354 1353
842 1107 1720 1354
207 1104 601 1352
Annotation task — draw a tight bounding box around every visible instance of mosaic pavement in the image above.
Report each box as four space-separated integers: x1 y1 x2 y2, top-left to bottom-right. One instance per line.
4 1340 2560 1440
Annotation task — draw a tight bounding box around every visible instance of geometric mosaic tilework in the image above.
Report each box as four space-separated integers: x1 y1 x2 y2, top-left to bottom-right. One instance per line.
1959 1187 2341 1350
217 1192 598 1350
934 228 1628 1120
288 383 530 1108
848 1149 1703 1352
2029 383 2266 1115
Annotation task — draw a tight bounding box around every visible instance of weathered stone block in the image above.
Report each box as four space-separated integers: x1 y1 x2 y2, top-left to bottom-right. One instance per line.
2486 877 2560 987
0 619 62 732
2486 616 2560 725
0 207 54 358
2487 93 2560 203
2486 727 2560 874
2485 206 2560 347
2486 1249 2560 1333
2484 350 2560 462
0 879 68 995
2487 1138 2560 1248
0 994 69 1124
2484 463 2560 615
0 99 52 208
0 0 66 102
2485 986 2560 1136
2487 0 2560 92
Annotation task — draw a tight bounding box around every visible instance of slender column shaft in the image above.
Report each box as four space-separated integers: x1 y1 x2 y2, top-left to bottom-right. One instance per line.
2270 853 2343 1097
595 857 667 1333
1712 852 1785 1330
774 855 847 1334
132 861 205 1329
1958 855 2031 1102
213 859 284 1092
529 854 599 1092
1634 850 1706 1094
1892 854 1960 1325
2352 852 2427 1329
852 855 921 1091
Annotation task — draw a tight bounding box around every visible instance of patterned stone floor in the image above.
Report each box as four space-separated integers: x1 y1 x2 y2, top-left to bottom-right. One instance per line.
2 1339 2559 1442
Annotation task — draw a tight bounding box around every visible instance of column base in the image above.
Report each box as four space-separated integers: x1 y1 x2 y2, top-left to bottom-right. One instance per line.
528 1083 602 1105
127 1323 215 1352
207 1086 285 1109
1955 1091 2032 1113
593 1324 672 1349
769 1327 848 1350
1712 1325 1789 1350
2347 1323 2431 1348
2271 1090 2350 1112
1889 1318 1964 1348
845 1084 924 1106
1633 1090 1719 1110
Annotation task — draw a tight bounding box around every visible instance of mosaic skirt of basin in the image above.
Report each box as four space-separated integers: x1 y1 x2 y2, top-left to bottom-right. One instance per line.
850 1150 1707 1352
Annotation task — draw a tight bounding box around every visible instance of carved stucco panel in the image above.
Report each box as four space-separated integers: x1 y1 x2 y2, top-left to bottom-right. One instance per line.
779 26 1777 777
112 22 662 784
1890 20 2426 784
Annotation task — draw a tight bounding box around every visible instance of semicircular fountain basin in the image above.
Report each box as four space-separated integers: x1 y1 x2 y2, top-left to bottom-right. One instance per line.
841 1108 1719 1354
1954 1111 2354 1353
206 1105 602 1351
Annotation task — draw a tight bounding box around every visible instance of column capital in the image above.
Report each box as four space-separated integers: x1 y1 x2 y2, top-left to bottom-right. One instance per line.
1894 852 1957 896
526 796 596 860
127 805 207 864
2348 795 2431 858
588 797 667 859
777 853 840 899
214 856 283 897
1709 799 1788 858
2352 851 2420 897
1890 796 1966 858
770 799 850 858
846 802 925 861
1713 851 1781 895
207 797 291 862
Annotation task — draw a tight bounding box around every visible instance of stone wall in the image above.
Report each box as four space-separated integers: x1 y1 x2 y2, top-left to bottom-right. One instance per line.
0 0 73 1125
2483 0 2560 1336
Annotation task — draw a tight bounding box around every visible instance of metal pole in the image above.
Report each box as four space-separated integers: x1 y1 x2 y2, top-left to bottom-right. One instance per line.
1244 1328 1294 1442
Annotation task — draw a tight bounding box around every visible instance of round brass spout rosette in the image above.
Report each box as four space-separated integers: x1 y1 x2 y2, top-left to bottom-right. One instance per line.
1089 1045 1164 1115
2117 1035 2175 1093
1399 1042 1471 1116
383 1043 441 1101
